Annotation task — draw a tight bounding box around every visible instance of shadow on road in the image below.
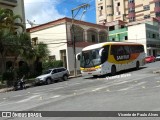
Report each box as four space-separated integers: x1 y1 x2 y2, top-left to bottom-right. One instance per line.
84 67 147 79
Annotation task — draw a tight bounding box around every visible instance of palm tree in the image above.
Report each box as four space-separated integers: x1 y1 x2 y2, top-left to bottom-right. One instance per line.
0 8 26 73
33 42 50 75
0 29 14 72
0 8 24 32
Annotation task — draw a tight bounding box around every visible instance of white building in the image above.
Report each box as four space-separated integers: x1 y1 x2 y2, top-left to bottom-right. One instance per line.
128 20 160 56
27 17 108 74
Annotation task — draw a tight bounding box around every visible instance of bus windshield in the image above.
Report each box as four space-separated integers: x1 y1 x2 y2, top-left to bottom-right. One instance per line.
80 48 102 68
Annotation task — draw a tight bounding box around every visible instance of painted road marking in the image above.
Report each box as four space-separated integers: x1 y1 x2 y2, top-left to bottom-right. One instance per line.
118 82 146 91
156 85 160 87
92 86 107 92
16 95 40 103
50 95 61 99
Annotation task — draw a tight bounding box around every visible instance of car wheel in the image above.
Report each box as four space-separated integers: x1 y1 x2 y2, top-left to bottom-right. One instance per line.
46 78 52 84
63 75 68 81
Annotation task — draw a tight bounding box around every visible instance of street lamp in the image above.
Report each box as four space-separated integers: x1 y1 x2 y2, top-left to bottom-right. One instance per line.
71 4 90 77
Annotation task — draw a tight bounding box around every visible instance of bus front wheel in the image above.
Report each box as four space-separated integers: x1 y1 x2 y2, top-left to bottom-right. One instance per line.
111 65 116 76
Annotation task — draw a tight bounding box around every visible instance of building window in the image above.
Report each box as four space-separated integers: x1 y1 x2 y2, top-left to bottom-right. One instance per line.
112 38 115 41
99 6 103 10
92 35 96 42
125 36 128 40
49 55 56 60
128 0 134 3
117 2 120 6
128 8 135 13
116 12 121 15
32 37 38 46
144 15 150 19
129 17 135 22
107 5 112 8
143 5 150 10
98 6 103 16
156 12 160 17
152 34 156 39
155 2 160 7
107 14 113 16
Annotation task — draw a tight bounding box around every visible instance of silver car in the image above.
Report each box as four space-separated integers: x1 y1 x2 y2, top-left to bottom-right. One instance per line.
35 67 69 85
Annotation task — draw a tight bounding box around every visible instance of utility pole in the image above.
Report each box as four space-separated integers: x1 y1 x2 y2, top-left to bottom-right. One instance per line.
71 3 90 77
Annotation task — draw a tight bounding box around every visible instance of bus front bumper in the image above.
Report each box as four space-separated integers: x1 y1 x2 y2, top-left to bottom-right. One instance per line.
81 69 102 76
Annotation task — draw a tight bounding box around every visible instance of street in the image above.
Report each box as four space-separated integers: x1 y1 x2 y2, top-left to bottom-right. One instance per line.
1 62 160 120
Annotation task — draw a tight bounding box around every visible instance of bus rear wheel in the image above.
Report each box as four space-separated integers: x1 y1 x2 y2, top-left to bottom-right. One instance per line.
136 61 140 70
111 65 116 76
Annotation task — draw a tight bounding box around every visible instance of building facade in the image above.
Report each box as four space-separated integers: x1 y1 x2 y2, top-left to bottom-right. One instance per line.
96 0 160 24
0 0 25 73
0 0 25 25
27 17 108 74
108 18 160 56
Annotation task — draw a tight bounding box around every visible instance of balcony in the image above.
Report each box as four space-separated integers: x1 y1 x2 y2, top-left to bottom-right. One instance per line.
0 0 17 7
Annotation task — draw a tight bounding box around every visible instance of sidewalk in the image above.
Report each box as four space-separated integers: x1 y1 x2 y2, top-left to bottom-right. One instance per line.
0 74 82 93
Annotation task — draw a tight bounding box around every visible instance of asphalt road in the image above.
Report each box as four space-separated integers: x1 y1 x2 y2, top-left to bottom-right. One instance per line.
1 62 160 120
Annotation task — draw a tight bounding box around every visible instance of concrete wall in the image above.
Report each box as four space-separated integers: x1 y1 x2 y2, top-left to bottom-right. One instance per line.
128 24 147 54
67 47 82 74
30 23 68 60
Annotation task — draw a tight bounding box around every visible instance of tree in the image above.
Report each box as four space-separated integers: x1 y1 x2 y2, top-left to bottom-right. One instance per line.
33 42 50 75
0 8 24 32
0 29 14 72
0 8 29 73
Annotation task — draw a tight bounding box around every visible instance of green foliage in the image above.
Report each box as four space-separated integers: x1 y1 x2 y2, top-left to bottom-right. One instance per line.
2 71 14 86
34 42 50 60
17 63 30 78
43 60 63 70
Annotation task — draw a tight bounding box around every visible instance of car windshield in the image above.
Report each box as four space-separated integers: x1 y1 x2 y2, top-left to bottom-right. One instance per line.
80 48 101 68
43 69 52 74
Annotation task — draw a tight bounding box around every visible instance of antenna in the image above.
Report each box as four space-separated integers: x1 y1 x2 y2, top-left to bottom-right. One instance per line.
27 19 36 27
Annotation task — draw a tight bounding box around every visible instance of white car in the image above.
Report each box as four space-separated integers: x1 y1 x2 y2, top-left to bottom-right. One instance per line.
35 67 69 85
156 55 160 61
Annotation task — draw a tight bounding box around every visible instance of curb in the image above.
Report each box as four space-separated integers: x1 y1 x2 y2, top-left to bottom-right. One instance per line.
153 70 160 74
0 75 82 93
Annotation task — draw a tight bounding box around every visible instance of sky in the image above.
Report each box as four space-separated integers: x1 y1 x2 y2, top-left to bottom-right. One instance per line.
24 0 96 28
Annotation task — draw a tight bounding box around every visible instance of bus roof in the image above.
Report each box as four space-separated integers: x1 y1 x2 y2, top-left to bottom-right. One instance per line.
82 42 143 51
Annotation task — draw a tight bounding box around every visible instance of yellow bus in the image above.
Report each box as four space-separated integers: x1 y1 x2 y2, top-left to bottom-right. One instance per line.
77 42 145 76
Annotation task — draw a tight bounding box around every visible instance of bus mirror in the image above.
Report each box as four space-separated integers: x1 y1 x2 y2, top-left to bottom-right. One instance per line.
76 53 81 60
99 48 104 56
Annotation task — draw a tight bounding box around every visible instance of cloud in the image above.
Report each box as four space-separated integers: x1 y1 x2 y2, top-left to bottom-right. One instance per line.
24 0 65 28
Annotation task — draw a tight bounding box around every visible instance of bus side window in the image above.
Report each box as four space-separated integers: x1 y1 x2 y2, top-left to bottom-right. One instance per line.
117 46 125 55
130 46 135 53
101 45 109 63
111 45 118 55
123 45 130 54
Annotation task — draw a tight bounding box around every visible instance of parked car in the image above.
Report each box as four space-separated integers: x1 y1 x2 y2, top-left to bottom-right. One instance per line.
145 56 156 63
156 55 160 61
35 67 69 85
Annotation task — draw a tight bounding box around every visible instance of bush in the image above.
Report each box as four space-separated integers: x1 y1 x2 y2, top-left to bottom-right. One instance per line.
43 60 63 70
17 62 30 78
2 71 14 86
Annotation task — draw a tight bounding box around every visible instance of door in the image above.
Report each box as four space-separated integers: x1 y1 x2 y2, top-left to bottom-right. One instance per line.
51 69 58 80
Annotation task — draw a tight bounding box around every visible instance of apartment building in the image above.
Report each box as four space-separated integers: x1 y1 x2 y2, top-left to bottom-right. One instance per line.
0 0 25 26
0 0 25 73
96 0 160 24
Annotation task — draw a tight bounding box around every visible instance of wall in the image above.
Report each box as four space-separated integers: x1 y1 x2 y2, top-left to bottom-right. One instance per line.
128 24 147 53
67 47 82 74
30 23 68 61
